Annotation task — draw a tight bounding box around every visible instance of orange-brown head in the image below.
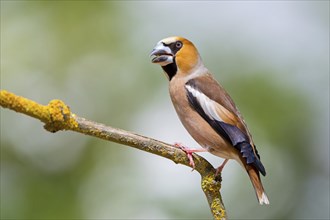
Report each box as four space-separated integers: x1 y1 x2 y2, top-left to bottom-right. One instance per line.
150 36 202 80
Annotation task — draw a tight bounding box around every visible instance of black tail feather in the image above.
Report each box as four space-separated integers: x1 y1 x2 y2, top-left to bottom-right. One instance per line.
239 142 266 176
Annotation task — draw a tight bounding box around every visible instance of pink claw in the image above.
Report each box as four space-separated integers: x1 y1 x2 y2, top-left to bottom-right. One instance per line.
173 143 207 170
174 143 196 169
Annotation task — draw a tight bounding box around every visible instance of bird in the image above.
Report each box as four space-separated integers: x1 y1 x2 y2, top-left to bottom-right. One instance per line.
150 36 269 205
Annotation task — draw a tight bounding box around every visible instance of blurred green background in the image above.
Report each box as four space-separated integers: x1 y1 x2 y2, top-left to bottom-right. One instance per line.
1 1 329 219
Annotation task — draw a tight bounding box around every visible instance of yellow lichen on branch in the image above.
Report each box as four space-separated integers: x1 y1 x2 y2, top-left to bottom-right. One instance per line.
202 174 226 219
0 90 78 133
0 90 227 220
0 90 50 122
44 99 78 132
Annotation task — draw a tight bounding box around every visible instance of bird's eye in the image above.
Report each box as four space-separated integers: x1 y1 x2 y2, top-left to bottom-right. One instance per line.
176 41 183 48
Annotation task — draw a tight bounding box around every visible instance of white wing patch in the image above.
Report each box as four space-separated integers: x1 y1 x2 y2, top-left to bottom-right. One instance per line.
185 85 224 122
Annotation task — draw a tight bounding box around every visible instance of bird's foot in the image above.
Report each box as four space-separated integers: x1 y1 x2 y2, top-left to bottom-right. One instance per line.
215 159 229 176
174 143 196 169
173 143 207 170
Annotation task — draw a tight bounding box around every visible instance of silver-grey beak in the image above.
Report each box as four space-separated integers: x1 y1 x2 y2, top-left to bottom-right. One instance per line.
150 49 170 57
150 42 174 66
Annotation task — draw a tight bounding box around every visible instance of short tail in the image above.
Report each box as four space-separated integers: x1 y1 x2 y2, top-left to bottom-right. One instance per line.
246 165 270 205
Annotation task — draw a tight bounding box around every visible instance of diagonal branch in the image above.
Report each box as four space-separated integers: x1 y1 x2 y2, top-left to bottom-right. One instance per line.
0 90 227 219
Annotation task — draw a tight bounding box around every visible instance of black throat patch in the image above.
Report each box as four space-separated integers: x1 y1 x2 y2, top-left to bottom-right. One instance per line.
161 58 177 81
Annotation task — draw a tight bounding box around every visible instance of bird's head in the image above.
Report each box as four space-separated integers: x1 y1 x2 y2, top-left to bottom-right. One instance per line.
150 36 202 80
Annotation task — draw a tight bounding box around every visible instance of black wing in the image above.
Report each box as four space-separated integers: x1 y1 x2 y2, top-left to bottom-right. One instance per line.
185 80 266 176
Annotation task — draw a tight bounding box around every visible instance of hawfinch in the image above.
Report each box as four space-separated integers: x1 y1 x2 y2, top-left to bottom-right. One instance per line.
150 36 269 205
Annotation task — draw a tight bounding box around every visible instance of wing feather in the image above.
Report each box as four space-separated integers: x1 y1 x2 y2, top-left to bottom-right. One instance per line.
185 79 266 176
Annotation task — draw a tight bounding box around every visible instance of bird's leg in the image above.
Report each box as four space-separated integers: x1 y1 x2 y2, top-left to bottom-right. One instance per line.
215 159 229 176
173 142 207 170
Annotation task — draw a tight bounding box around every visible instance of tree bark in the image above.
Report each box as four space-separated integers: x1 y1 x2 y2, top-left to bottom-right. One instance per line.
0 90 227 219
